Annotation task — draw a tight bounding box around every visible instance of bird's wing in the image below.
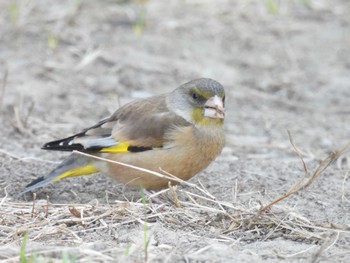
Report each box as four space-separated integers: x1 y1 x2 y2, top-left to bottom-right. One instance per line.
42 95 191 153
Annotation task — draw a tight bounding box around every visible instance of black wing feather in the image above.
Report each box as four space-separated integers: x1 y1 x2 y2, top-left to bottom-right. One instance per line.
42 117 112 152
42 133 87 151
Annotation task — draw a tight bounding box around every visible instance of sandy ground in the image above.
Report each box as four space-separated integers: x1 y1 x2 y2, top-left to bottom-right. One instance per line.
1 0 350 262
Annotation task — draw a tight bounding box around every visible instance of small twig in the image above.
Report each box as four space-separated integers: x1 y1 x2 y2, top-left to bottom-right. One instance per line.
23 100 35 127
232 179 238 203
73 150 180 183
160 168 216 200
312 232 340 263
75 47 103 71
279 245 317 259
0 186 9 207
147 187 170 199
168 183 181 208
178 190 241 212
14 106 26 133
252 133 350 220
198 179 228 215
45 195 49 218
31 193 37 218
0 69 8 110
341 168 350 204
74 150 221 205
288 130 308 174
57 225 83 242
0 149 59 164
184 191 199 206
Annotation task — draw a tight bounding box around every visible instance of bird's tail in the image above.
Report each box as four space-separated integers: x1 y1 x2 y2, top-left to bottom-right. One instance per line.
21 154 98 194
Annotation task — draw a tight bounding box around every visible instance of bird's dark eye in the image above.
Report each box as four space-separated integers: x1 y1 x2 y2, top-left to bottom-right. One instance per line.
192 92 199 100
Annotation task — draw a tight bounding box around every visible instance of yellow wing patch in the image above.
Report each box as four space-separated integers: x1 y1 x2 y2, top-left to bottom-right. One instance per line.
99 142 130 153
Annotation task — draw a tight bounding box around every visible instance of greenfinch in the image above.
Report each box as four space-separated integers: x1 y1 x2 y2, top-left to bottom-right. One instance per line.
22 78 225 193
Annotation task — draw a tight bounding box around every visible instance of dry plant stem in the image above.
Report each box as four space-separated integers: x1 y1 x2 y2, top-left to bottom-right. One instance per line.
168 183 181 208
254 132 350 219
23 100 35 127
341 168 350 203
60 210 113 225
178 190 240 218
31 193 36 218
14 107 26 133
75 48 103 71
198 179 229 215
279 245 317 259
160 168 216 200
0 187 9 207
74 151 241 219
0 69 8 110
6 247 114 263
0 149 59 164
45 195 49 218
73 150 180 183
73 150 218 201
312 232 340 263
74 150 242 223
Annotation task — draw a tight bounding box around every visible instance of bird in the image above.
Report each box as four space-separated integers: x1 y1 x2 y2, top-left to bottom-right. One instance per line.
22 78 225 194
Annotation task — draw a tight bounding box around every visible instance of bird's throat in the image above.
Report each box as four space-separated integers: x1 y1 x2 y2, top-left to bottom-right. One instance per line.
191 108 224 127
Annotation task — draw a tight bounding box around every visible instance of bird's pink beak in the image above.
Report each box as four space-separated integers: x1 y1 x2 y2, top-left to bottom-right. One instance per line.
204 95 225 119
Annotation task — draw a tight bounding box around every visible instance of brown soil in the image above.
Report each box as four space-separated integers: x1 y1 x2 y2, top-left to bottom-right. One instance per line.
0 0 349 262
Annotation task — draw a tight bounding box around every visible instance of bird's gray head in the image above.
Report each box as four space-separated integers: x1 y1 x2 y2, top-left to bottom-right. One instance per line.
167 78 225 126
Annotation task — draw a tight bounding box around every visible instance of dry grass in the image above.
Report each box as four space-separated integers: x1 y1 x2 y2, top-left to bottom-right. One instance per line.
254 132 350 217
1 139 350 262
0 69 8 111
1 1 350 261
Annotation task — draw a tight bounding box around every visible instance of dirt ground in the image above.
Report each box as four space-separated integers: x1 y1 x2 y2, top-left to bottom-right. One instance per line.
1 0 350 262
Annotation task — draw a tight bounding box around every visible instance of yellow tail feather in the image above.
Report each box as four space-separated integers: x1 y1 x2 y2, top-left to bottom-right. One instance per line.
53 163 98 181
